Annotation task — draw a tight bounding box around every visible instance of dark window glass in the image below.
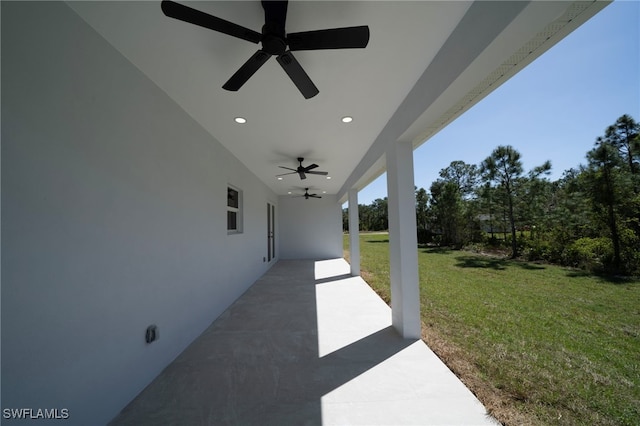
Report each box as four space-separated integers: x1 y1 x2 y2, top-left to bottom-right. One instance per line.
227 188 239 208
227 211 237 230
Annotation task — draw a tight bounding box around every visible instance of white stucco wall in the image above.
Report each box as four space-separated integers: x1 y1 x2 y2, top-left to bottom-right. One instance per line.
279 194 343 260
1 2 278 424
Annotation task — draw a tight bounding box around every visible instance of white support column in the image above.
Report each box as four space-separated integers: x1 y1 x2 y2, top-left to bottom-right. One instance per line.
348 189 360 276
386 141 421 339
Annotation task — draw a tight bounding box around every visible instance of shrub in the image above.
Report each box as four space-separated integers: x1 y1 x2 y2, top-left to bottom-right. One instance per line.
523 239 552 262
563 237 613 272
619 228 640 275
417 228 437 245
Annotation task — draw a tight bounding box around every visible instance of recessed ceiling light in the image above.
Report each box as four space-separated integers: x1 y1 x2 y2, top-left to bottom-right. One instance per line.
287 191 292 194
277 177 283 181
326 176 331 180
322 191 327 194
234 117 247 124
341 116 353 123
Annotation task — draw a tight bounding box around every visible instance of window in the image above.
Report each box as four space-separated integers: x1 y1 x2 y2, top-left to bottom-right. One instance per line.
227 186 242 233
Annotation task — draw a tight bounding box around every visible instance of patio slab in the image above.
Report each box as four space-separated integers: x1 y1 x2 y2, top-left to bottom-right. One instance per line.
110 259 497 425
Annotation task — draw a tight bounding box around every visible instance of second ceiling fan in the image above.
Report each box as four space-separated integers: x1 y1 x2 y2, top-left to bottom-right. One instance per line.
293 188 322 200
161 0 370 99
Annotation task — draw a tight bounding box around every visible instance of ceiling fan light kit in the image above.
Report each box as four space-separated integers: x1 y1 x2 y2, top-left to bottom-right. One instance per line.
161 0 370 99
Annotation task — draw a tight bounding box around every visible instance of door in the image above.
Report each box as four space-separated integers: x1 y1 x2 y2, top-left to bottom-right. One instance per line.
267 203 275 261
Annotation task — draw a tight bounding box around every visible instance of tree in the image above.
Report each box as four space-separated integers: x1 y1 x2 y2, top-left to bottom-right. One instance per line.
438 160 478 198
357 198 388 231
430 179 463 246
477 182 499 240
342 207 349 232
515 160 552 237
358 204 373 231
415 188 428 229
480 146 524 257
544 168 593 260
370 198 389 231
604 114 640 175
429 161 479 247
584 133 639 273
603 115 640 233
415 187 430 244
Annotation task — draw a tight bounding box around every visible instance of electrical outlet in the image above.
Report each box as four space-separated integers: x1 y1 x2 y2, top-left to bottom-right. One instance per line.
145 325 158 343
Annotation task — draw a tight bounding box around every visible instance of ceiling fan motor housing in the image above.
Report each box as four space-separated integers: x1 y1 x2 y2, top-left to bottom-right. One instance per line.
262 34 287 55
262 19 287 55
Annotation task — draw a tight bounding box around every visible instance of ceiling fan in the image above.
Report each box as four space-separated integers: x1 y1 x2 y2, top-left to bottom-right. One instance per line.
294 188 322 200
277 157 328 180
161 0 370 99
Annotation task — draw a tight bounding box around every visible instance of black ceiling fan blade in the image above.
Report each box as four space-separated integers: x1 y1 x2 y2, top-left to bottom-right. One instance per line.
288 26 370 51
309 194 322 198
276 171 297 177
161 1 261 44
306 170 329 176
278 166 297 171
304 163 319 171
298 171 307 180
276 52 319 99
222 50 271 91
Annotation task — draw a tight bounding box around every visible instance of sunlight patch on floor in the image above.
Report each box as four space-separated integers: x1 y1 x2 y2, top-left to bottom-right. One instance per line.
313 258 496 425
314 258 351 280
314 258 391 357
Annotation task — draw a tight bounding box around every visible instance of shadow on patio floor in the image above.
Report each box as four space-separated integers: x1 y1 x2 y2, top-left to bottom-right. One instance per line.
110 259 494 426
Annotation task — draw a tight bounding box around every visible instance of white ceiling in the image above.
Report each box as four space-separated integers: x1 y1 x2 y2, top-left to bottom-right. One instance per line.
67 1 609 201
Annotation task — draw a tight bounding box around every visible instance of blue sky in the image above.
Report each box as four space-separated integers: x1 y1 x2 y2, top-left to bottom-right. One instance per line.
355 0 640 206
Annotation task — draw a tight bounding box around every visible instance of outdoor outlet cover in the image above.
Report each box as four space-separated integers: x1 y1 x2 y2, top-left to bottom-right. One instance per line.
145 325 158 344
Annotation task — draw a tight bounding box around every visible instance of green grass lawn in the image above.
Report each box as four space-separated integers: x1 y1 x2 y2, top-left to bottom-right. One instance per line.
344 233 640 425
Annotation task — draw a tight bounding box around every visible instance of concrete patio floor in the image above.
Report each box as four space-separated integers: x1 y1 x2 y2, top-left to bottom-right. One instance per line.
110 259 497 425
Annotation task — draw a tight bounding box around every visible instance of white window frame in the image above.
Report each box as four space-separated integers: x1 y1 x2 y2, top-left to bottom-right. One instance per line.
227 185 243 234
